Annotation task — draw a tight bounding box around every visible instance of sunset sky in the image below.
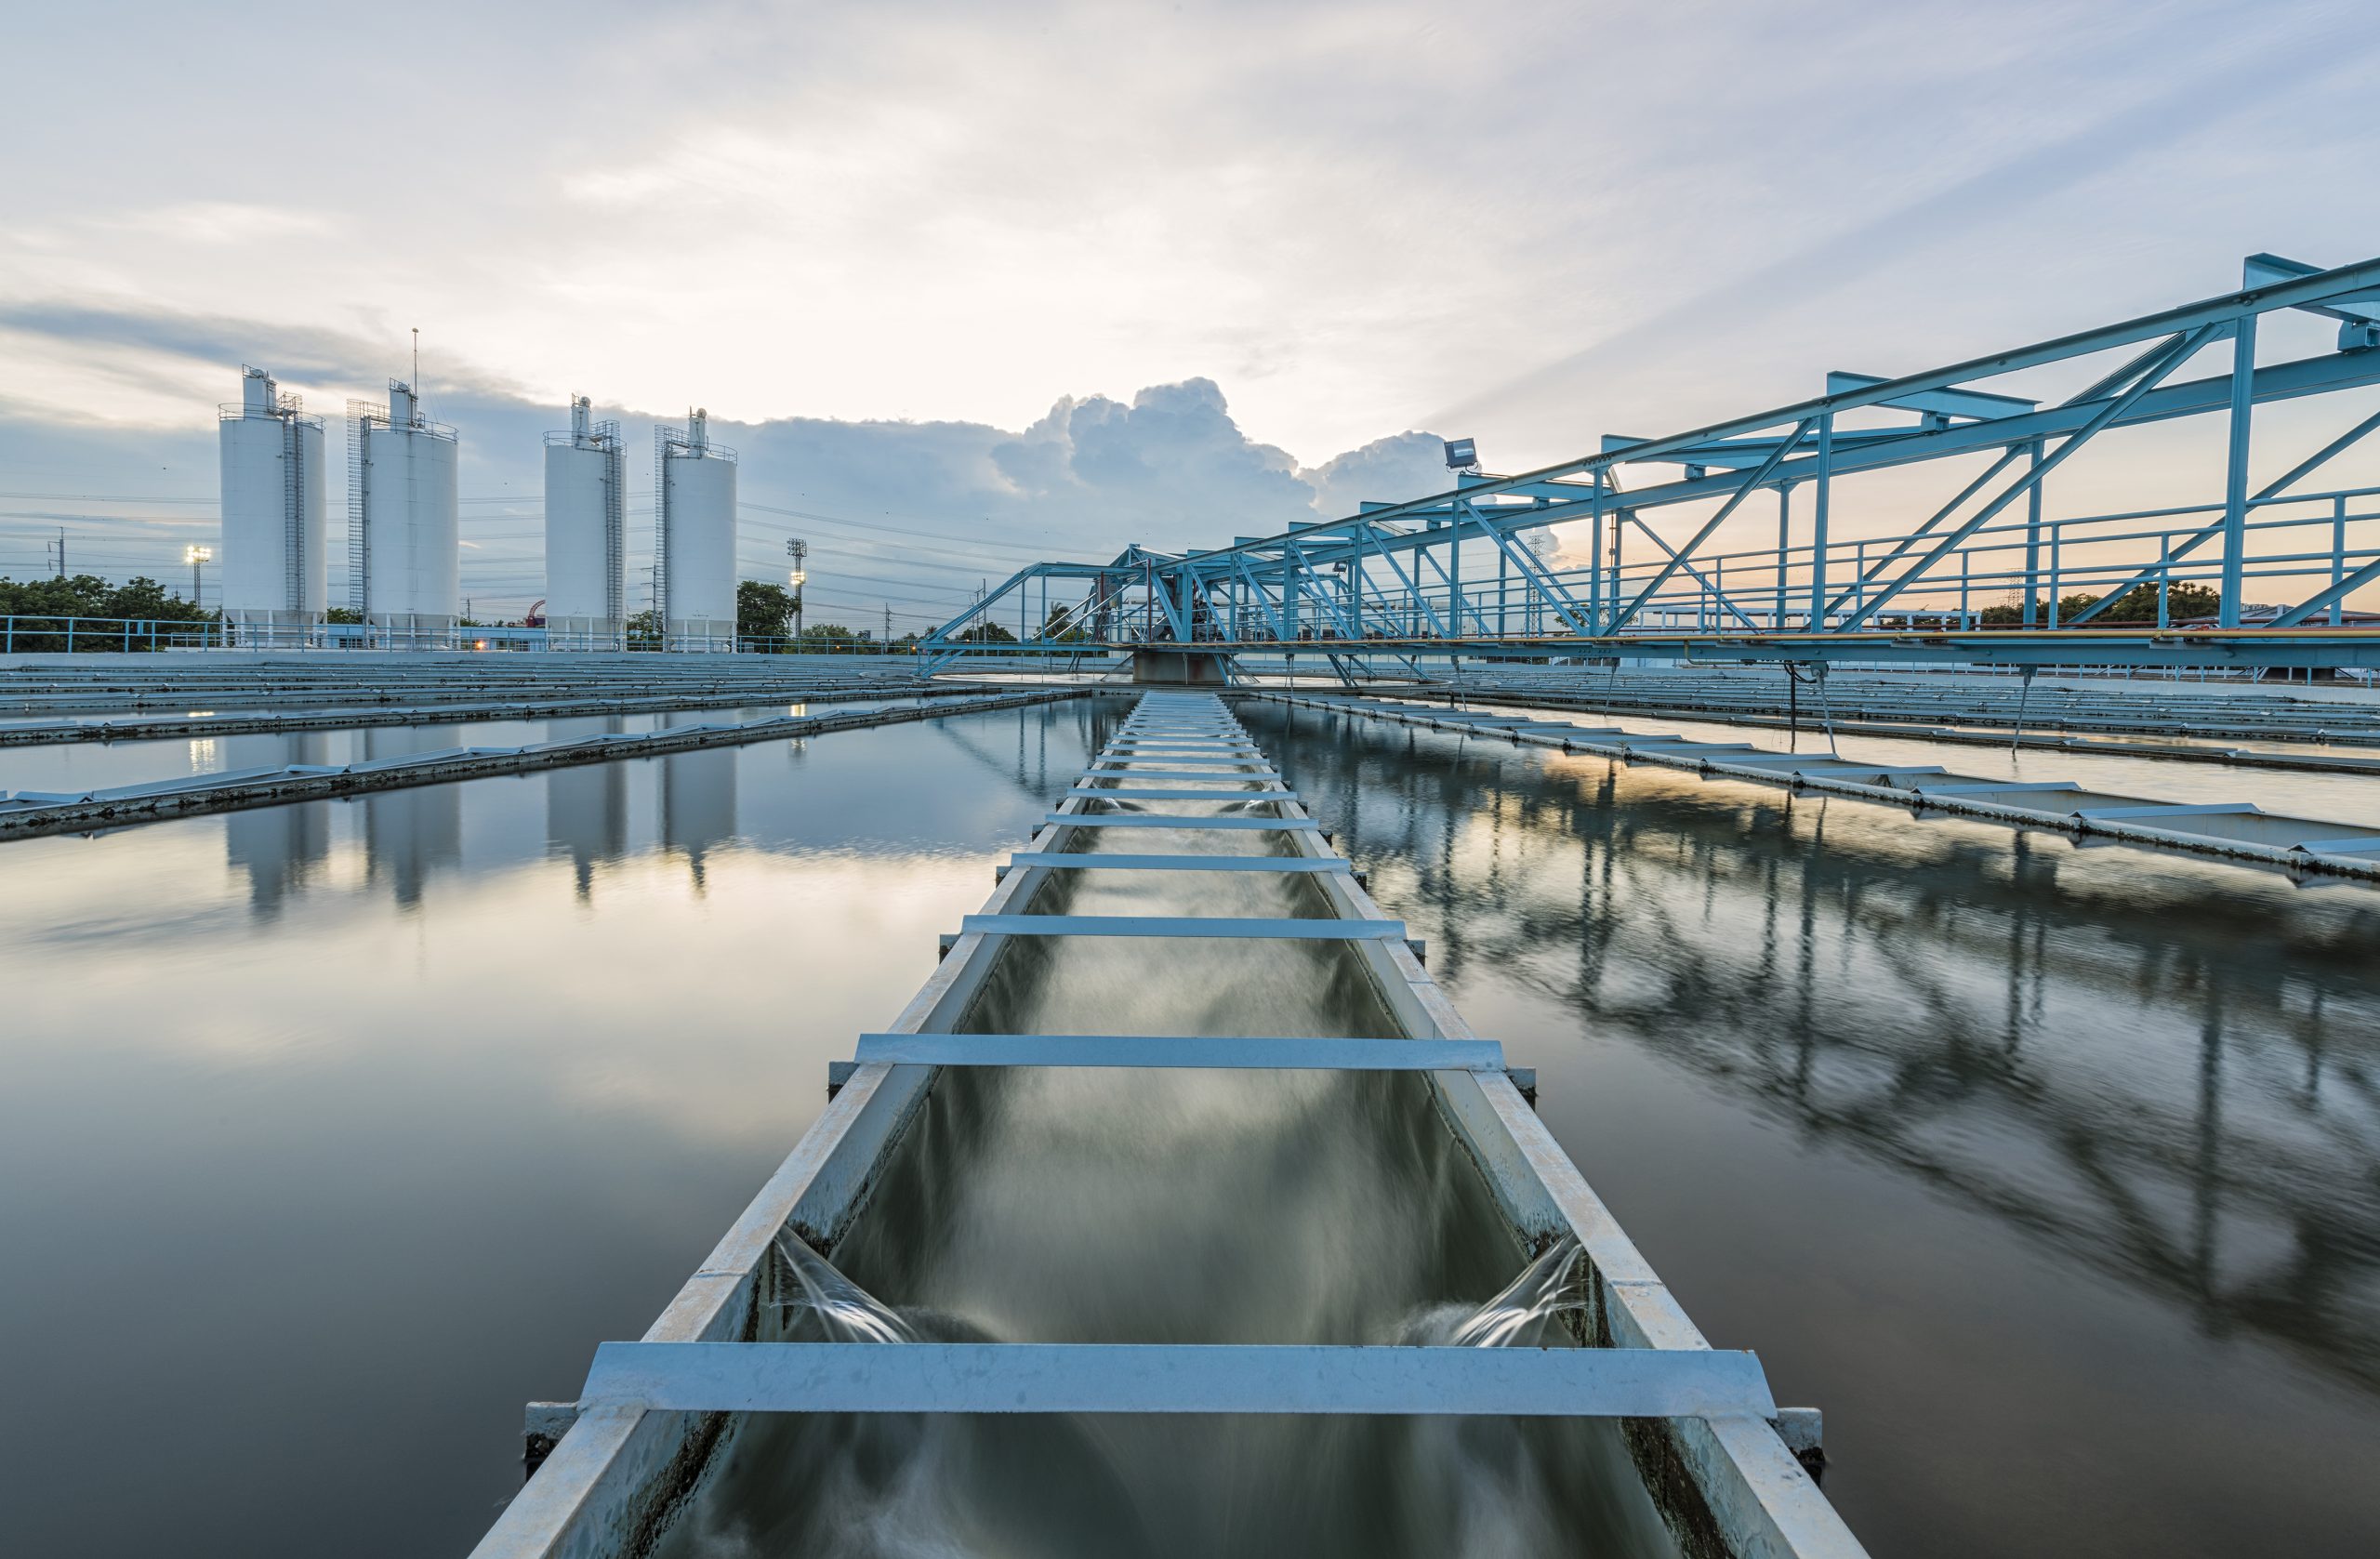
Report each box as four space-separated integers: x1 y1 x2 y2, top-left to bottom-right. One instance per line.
3 0 2372 623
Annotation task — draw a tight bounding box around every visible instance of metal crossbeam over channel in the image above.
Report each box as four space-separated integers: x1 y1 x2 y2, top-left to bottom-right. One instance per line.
960 914 1402 940
1064 787 1302 800
579 1341 1778 1420
852 1034 1504 1070
1077 771 1281 783
1040 813 1318 830
1002 853 1350 873
477 692 1856 1559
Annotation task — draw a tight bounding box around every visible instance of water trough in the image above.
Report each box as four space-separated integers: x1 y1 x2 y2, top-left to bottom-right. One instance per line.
472 691 1860 1559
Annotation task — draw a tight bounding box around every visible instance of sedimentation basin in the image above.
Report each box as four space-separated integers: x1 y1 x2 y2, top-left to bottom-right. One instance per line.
0 690 2372 1558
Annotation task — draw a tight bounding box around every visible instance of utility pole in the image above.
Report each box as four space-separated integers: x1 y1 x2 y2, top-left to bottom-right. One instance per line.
883 601 892 645
48 527 65 576
786 538 807 647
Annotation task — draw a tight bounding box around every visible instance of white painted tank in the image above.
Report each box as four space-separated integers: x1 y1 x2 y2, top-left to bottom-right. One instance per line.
658 409 738 652
545 396 625 650
354 380 460 648
218 367 327 646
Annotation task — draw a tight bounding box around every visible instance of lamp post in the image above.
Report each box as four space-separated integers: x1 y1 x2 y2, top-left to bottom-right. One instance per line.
185 545 213 607
787 538 807 648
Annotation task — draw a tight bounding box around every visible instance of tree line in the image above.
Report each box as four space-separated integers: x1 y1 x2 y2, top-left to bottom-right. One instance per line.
0 575 217 650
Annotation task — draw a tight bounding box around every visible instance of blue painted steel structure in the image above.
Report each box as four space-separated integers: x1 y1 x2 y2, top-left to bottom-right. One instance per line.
924 256 2380 673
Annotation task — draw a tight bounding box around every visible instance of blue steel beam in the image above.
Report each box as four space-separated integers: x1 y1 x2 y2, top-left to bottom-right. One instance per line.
576 1341 1780 1420
1838 327 2215 632
850 1034 1506 1070
921 258 2380 669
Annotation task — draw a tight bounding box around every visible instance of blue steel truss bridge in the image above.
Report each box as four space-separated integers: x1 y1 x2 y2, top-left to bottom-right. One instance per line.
925 255 2380 679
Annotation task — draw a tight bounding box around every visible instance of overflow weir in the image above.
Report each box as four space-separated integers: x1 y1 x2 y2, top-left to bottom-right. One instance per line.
0 690 1070 841
1263 693 2380 881
475 692 1858 1559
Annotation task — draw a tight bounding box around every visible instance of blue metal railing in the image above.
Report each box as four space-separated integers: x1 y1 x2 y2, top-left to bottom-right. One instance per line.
0 615 229 653
0 615 927 655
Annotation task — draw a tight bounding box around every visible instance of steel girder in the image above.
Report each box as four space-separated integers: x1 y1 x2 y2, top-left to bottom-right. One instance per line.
926 256 2380 672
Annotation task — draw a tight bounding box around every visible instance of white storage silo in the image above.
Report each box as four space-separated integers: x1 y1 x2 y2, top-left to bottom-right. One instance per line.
349 379 460 649
218 367 327 646
544 396 626 651
655 409 738 653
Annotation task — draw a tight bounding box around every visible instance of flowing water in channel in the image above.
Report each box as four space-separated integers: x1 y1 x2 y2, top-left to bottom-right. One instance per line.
646 740 1682 1559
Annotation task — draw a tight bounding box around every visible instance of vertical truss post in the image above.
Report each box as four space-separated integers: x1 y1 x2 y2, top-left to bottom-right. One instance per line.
1488 523 1591 636
1370 532 1452 640
1588 471 1606 630
1625 512 1763 632
1821 447 2027 623
1231 556 1288 640
2219 316 2257 627
1807 413 1833 628
2022 440 2045 628
2334 495 2349 627
2048 525 2063 627
1281 546 1300 642
1838 324 2212 633
1773 482 1791 629
2066 406 2380 628
1608 418 1807 637
1497 533 1509 639
1609 509 1627 631
1448 515 1463 639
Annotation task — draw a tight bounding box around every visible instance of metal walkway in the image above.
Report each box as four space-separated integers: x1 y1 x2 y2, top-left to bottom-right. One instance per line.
473 692 1862 1559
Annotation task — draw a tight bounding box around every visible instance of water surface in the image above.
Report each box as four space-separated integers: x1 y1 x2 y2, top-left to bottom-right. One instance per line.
0 700 1108 1559
1242 697 2380 1559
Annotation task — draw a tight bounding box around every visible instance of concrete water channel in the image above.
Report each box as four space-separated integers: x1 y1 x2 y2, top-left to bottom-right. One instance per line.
0 684 2373 1557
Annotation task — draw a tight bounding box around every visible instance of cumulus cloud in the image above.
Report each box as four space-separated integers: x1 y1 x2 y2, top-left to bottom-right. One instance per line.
0 300 1454 625
1301 431 1455 522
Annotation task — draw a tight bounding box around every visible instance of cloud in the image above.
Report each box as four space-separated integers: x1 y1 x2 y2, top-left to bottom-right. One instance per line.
1301 432 1452 522
0 301 531 404
0 298 1451 621
1431 14 2380 440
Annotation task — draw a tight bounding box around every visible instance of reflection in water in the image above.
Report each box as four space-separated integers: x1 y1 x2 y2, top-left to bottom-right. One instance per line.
363 725 465 908
662 713 739 890
222 733 332 916
1241 701 2380 1559
0 702 1127 1559
545 717 628 900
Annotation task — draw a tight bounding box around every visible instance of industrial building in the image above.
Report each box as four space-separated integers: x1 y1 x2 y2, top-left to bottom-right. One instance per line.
543 396 628 651
217 367 327 646
349 379 461 650
654 408 738 652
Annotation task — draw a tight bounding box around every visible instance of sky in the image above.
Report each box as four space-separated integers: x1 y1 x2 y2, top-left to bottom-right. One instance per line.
2 0 2375 627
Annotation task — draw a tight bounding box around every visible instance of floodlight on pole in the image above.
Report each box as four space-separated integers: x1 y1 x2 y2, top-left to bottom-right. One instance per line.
185 545 213 605
786 538 808 644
